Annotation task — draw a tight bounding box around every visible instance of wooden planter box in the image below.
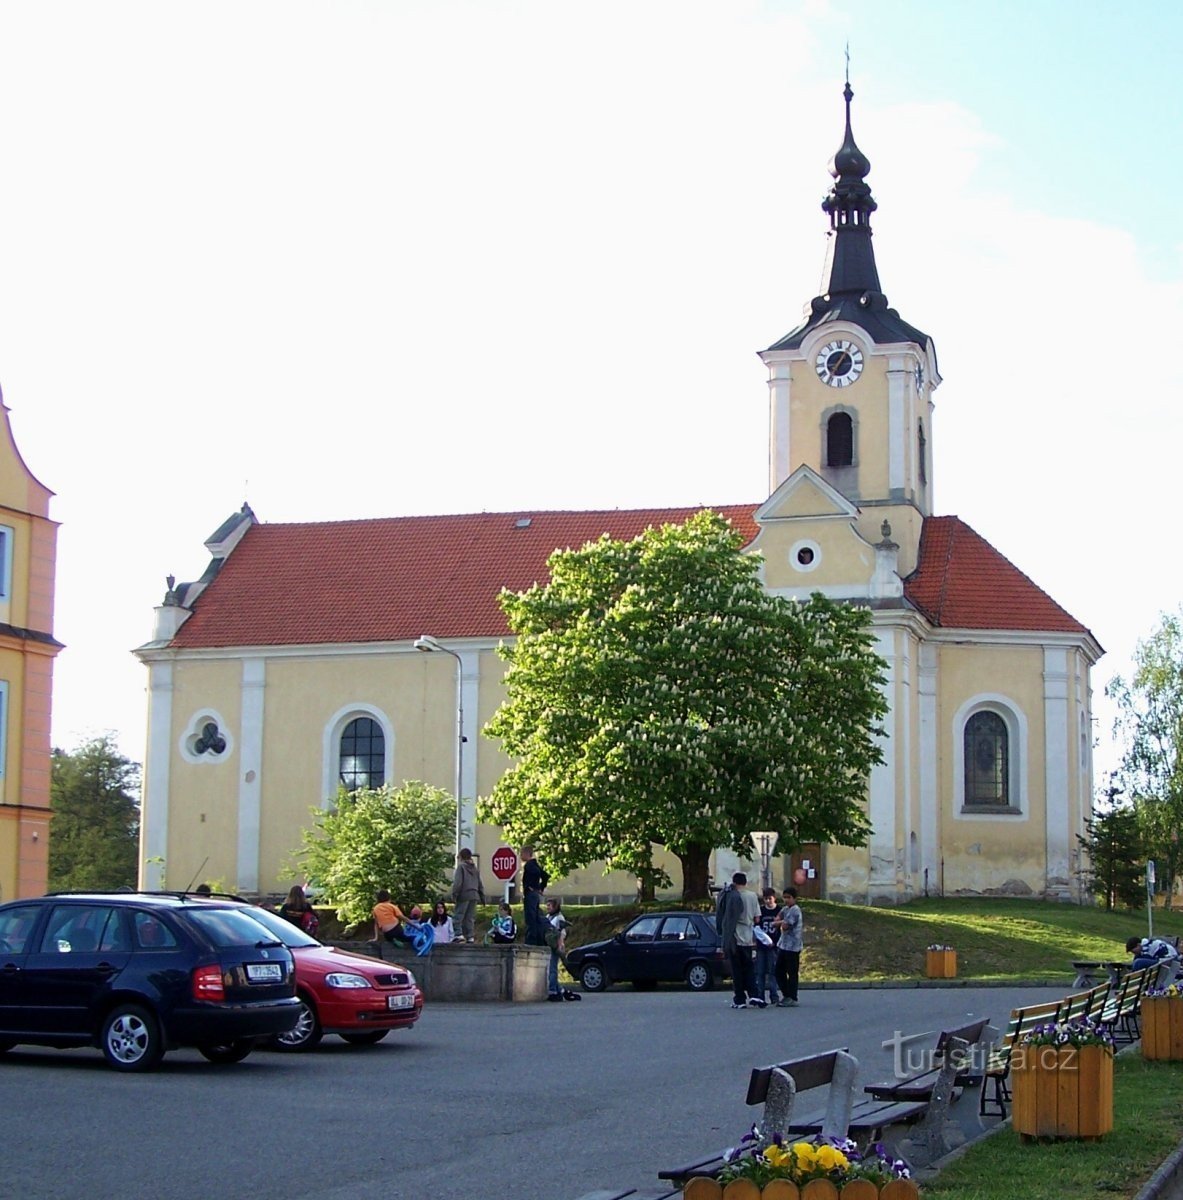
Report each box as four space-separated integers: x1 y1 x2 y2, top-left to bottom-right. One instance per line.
1142 995 1183 1061
925 949 956 979
683 1178 920 1199
1011 1043 1114 1140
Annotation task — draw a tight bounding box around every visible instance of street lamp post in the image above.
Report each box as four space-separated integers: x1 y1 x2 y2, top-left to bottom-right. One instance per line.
414 635 464 860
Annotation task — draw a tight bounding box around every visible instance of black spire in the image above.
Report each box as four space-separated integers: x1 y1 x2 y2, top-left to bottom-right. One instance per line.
821 82 881 297
764 81 930 355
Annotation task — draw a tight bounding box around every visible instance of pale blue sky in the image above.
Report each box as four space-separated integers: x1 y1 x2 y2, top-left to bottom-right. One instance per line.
0 1 1178 781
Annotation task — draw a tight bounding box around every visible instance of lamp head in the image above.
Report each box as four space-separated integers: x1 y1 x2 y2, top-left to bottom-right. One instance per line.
414 635 442 653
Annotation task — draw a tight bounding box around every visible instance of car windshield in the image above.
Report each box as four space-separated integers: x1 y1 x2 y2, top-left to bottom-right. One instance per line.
186 906 291 948
235 904 320 948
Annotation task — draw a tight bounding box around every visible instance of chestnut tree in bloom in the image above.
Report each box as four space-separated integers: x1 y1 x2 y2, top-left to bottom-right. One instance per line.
479 511 888 902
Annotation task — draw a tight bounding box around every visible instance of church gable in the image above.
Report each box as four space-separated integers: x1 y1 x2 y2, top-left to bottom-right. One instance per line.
750 467 878 596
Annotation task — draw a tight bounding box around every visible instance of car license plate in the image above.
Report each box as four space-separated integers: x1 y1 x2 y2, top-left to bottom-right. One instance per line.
387 994 414 1010
246 963 283 983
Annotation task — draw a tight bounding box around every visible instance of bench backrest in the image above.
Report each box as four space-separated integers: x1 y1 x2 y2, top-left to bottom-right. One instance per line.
747 1048 849 1105
1060 983 1108 1023
934 1017 990 1059
1115 966 1149 1015
991 999 1060 1069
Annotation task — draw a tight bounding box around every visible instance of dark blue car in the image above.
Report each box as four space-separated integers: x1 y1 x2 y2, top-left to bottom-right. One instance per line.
564 911 728 992
0 892 300 1071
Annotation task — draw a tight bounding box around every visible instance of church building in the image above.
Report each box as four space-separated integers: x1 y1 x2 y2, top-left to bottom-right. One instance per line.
0 390 60 901
135 86 1100 904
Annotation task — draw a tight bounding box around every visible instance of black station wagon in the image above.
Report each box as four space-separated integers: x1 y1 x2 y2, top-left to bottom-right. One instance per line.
0 893 300 1071
564 911 728 992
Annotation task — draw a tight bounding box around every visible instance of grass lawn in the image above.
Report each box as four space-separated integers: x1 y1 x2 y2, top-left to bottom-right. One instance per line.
549 897 1183 983
926 1052 1183 1199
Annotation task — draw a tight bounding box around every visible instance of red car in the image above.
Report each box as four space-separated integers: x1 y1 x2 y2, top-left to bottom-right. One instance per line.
238 904 423 1051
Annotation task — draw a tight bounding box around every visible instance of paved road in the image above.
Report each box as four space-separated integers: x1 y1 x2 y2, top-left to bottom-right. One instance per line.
0 983 1061 1200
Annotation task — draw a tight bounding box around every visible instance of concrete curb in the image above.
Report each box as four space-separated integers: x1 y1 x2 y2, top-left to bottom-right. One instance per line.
800 977 1067 990
1136 1139 1183 1200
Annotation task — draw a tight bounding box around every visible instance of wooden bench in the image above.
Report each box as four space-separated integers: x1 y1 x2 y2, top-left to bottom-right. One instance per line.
1058 982 1110 1025
1098 965 1150 1044
658 1049 860 1186
979 998 1062 1116
863 1018 991 1103
659 1045 947 1186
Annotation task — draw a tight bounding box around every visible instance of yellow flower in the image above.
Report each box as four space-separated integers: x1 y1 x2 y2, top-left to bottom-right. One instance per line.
814 1145 850 1172
763 1145 791 1168
792 1142 817 1170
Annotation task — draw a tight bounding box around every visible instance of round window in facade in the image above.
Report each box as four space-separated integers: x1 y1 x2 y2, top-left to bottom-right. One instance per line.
791 539 821 573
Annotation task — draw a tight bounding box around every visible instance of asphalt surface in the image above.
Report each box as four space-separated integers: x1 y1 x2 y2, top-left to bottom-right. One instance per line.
0 983 1063 1200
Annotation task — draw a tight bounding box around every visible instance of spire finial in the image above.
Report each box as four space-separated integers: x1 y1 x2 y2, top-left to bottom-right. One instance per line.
844 41 850 87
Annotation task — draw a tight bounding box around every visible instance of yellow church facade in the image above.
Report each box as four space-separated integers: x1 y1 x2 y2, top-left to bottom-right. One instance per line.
0 392 60 902
135 86 1100 904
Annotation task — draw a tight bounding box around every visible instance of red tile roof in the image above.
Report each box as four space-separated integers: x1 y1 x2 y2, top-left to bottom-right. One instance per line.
903 515 1090 636
170 508 1091 649
170 507 761 648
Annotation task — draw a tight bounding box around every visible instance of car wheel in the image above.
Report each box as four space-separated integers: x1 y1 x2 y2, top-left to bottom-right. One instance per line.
198 1040 254 1064
341 1031 389 1046
101 1004 165 1072
686 962 713 991
580 962 607 992
271 997 322 1052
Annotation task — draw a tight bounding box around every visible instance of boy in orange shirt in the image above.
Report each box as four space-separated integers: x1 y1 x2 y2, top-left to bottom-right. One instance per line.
372 890 419 944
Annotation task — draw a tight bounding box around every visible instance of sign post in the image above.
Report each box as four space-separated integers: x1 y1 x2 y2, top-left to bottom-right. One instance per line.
749 830 779 892
1147 859 1156 939
491 845 519 905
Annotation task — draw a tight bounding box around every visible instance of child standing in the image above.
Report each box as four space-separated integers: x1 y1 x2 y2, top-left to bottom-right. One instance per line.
774 887 803 1007
544 897 569 1001
754 887 782 1006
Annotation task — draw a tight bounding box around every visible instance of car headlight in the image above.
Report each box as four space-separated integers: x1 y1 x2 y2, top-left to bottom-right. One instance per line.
324 972 372 989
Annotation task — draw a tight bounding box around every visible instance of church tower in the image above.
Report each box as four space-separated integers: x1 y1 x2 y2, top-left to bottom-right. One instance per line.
761 83 939 576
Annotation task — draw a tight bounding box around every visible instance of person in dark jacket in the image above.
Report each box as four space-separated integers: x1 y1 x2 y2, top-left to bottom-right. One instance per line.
521 845 549 945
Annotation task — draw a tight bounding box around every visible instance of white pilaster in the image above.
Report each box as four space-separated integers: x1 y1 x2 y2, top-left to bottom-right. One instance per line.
236 657 266 893
887 362 907 494
142 661 174 889
458 650 481 850
766 357 792 491
917 642 939 893
1043 647 1071 899
867 629 898 899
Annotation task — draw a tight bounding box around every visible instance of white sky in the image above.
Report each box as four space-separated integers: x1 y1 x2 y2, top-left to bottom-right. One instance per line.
0 1 1179 783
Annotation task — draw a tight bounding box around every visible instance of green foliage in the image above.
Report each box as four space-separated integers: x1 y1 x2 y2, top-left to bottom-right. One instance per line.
1109 607 1183 905
1078 800 1144 911
48 734 141 892
479 510 887 900
294 781 456 926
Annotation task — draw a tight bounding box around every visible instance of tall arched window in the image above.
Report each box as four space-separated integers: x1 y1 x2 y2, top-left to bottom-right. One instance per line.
826 412 854 467
339 717 385 791
964 711 1008 806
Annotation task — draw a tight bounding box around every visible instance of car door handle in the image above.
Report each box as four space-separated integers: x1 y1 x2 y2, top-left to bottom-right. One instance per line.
1 963 19 975
95 962 120 975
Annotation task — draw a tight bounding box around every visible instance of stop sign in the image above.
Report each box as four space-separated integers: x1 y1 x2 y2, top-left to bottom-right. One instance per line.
491 846 518 881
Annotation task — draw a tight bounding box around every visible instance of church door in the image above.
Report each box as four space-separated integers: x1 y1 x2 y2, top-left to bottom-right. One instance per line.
788 844 823 899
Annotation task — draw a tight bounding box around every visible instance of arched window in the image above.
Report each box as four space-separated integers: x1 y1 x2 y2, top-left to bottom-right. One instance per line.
339 717 385 792
964 711 1008 806
826 412 854 467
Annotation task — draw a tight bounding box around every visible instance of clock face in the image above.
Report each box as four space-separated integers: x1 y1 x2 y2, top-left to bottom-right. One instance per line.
815 339 864 388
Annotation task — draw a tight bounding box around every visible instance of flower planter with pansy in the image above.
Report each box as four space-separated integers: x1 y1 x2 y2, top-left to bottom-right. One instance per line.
1142 983 1183 1062
682 1133 919 1199
924 945 956 979
1011 1018 1114 1141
